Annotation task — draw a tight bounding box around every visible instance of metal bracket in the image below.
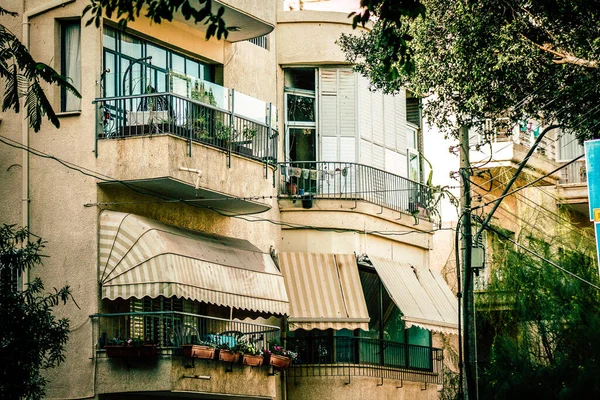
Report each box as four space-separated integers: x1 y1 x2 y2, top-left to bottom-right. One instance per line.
345 367 351 385
225 361 234 373
396 379 403 389
377 206 383 215
421 381 427 391
377 377 384 386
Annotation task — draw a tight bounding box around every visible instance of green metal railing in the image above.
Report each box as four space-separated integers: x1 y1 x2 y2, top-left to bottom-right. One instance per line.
287 336 443 384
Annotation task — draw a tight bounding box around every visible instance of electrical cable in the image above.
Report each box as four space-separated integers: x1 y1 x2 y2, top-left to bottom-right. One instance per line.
472 154 584 211
484 224 600 291
0 135 455 237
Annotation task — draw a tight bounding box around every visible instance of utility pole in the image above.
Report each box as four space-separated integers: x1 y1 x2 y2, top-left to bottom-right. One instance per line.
459 125 477 400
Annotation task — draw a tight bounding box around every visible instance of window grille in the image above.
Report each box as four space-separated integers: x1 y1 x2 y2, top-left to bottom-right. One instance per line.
248 35 268 49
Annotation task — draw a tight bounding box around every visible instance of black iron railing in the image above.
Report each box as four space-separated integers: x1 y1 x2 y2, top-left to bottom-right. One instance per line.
278 161 438 221
287 337 443 384
94 92 277 162
90 311 280 355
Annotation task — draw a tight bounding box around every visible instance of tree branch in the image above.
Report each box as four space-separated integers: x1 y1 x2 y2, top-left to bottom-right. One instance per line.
520 33 598 69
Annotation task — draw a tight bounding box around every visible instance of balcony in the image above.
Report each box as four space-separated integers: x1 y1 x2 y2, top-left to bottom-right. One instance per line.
91 311 282 398
278 161 439 222
94 91 278 215
286 336 443 384
469 124 561 184
557 159 589 212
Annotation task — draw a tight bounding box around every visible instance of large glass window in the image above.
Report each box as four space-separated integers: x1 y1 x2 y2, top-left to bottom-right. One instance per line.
61 20 81 111
102 26 215 97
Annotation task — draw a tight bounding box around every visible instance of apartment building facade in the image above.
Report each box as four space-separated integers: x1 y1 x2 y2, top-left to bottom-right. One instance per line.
0 1 457 399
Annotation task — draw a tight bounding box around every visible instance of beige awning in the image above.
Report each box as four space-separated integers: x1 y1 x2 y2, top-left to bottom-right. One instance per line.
369 256 458 335
98 211 288 315
279 252 370 331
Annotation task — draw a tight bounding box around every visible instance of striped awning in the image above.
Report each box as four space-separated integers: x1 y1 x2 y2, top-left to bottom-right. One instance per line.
279 252 370 331
98 211 288 315
369 256 458 335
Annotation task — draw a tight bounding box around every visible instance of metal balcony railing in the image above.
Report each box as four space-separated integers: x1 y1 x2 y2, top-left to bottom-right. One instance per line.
287 337 443 384
93 92 278 163
278 161 439 221
560 159 587 184
90 311 281 355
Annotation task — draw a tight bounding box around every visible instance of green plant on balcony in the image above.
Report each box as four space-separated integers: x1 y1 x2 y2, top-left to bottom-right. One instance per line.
264 339 297 369
241 125 257 140
235 342 264 367
214 121 233 147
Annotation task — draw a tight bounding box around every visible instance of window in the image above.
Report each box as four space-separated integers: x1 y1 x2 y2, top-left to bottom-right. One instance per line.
248 35 269 50
285 69 317 163
102 26 216 97
61 20 81 111
405 95 421 128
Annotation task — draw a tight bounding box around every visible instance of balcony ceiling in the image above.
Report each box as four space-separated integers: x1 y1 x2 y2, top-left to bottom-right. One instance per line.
98 177 270 216
175 1 274 42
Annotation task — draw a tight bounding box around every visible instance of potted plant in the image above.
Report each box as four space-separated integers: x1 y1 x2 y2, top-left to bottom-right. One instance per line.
104 337 158 359
264 340 297 369
217 342 240 363
235 342 264 367
181 340 216 360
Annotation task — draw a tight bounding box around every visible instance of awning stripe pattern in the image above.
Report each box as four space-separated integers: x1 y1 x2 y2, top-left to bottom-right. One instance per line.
369 256 458 335
99 211 288 315
280 252 369 331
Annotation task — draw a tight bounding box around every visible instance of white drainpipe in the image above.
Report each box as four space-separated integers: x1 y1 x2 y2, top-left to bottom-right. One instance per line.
21 0 76 287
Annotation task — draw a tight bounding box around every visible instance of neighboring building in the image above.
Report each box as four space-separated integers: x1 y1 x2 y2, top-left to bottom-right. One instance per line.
467 120 595 363
0 1 457 399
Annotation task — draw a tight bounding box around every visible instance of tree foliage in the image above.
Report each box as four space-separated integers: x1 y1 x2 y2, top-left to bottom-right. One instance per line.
477 227 600 399
0 7 81 132
0 225 71 399
340 0 600 142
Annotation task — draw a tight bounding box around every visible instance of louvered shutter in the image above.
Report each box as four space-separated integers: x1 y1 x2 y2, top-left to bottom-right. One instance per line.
359 76 372 141
319 68 357 162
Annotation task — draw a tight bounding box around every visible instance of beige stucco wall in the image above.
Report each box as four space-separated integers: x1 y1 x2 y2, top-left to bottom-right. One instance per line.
279 198 434 267
276 10 365 66
96 356 282 398
286 375 439 400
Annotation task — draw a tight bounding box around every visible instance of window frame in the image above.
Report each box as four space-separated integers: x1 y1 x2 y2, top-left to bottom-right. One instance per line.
60 19 82 112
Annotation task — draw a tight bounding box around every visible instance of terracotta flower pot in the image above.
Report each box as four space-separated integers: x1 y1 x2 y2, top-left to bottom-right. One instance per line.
182 345 215 359
269 354 292 369
219 349 240 363
243 353 264 367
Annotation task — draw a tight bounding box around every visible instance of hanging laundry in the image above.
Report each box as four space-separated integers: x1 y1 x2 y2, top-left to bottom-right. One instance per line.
302 169 310 180
291 167 302 178
310 169 318 180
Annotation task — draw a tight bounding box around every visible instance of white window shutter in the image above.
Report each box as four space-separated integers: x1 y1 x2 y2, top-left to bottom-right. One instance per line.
384 95 396 149
373 144 385 169
372 93 384 146
359 76 372 141
340 137 356 162
360 139 373 166
322 136 338 161
339 69 356 137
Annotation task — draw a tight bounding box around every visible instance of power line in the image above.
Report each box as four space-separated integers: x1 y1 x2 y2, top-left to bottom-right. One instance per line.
485 225 600 291
0 134 451 237
472 154 585 211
